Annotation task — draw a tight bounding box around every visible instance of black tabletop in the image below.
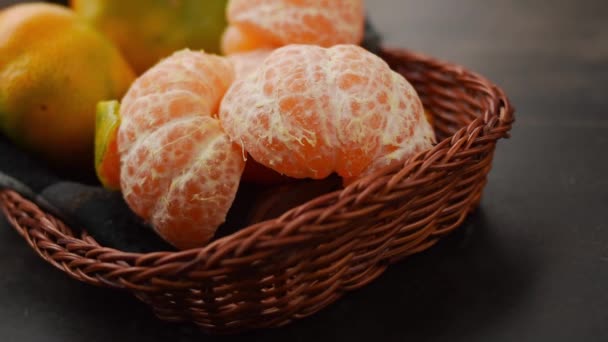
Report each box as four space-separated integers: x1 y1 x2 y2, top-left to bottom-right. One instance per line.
1 0 607 341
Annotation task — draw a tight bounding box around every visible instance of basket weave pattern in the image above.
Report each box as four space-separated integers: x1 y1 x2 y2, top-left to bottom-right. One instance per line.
1 48 514 333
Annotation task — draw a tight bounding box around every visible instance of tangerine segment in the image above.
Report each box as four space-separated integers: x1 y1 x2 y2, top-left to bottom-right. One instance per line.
228 49 273 79
118 50 244 249
219 44 436 182
118 50 234 156
121 116 244 250
424 109 434 128
222 26 274 55
222 0 364 54
228 49 293 185
94 100 121 190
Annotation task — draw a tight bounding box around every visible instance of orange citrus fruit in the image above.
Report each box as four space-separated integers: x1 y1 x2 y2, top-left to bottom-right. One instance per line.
118 50 244 250
228 49 273 79
220 44 436 184
71 0 228 74
0 3 135 169
222 0 365 54
425 109 434 128
227 49 291 184
95 100 121 190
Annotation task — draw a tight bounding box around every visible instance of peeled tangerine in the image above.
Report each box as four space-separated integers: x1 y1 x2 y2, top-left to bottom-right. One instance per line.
220 44 436 184
222 0 365 54
227 49 292 184
117 50 244 250
228 49 273 79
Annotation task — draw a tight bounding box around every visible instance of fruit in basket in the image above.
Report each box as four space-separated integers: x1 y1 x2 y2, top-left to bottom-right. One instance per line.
228 49 273 79
117 50 244 250
220 44 436 184
0 3 135 169
71 0 228 74
222 0 365 54
227 49 291 184
94 100 122 190
425 109 435 128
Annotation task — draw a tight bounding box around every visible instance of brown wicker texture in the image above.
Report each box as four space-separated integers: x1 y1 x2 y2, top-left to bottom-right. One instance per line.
0 47 514 333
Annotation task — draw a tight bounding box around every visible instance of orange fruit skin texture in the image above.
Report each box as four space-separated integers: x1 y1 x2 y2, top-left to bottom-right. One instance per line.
220 44 436 184
0 3 135 169
71 0 228 75
94 100 122 190
118 50 244 250
222 0 365 54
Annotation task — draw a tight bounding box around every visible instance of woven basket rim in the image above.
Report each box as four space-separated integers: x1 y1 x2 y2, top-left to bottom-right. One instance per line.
1 45 514 282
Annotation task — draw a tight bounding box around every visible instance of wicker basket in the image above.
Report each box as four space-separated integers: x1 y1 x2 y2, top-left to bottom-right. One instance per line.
0 47 514 333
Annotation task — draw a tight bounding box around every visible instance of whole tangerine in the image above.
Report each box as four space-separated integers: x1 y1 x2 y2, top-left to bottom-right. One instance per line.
0 3 134 169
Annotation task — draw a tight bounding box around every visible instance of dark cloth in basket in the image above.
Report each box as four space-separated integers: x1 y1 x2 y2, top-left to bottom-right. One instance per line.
0 134 172 252
0 135 343 252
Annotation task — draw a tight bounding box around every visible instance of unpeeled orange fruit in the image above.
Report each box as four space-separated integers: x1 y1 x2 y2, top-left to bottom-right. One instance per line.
118 50 244 250
95 100 121 190
71 0 229 74
220 44 436 184
222 0 365 54
0 3 135 169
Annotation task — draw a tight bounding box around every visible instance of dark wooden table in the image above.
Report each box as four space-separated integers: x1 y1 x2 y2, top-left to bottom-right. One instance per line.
1 0 607 341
